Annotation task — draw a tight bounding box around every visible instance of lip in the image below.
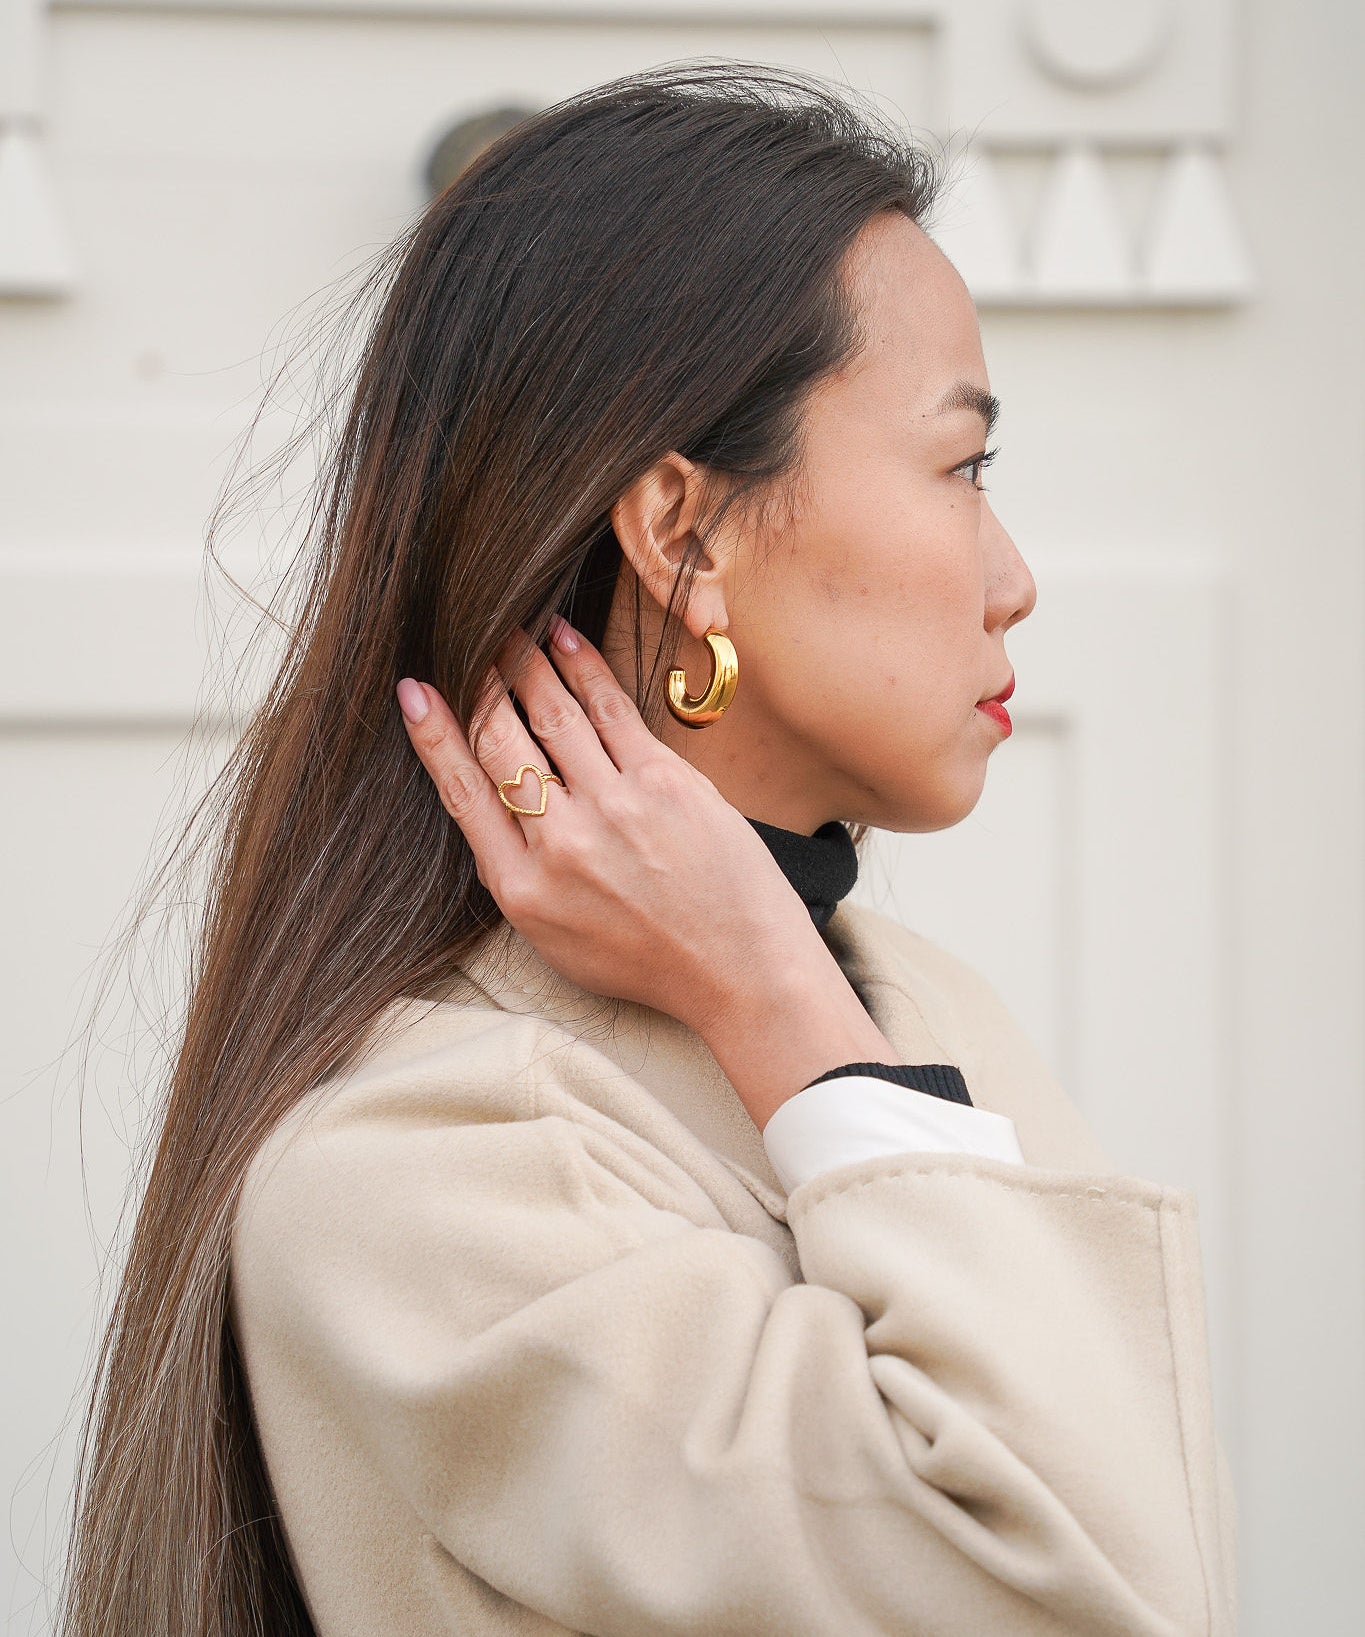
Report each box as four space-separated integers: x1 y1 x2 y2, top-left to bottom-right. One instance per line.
975 699 1012 736
979 673 1015 706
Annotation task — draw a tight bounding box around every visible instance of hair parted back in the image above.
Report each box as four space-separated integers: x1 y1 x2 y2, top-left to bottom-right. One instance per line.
57 58 943 1635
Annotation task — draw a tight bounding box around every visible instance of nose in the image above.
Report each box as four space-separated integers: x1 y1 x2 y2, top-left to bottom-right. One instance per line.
982 499 1036 632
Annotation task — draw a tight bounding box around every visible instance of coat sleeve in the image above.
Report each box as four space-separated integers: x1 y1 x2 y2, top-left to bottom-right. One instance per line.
231 1037 1236 1637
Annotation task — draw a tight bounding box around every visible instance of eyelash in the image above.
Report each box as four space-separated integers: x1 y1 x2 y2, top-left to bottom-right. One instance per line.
954 445 999 490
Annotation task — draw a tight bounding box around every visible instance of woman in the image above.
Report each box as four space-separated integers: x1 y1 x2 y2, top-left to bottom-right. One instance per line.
60 61 1237 1636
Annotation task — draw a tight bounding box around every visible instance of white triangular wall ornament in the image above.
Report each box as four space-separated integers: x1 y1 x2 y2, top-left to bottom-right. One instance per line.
1028 143 1134 302
930 148 1021 303
0 121 76 297
1142 145 1255 304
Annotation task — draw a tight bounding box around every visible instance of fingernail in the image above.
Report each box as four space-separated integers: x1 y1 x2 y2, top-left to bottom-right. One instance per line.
396 678 430 723
550 613 579 654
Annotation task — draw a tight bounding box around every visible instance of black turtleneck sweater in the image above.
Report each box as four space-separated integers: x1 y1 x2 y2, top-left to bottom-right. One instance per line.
743 816 973 1108
743 816 858 933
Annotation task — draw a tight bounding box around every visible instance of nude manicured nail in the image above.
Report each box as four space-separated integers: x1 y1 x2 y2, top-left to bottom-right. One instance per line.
550 614 579 654
396 678 430 723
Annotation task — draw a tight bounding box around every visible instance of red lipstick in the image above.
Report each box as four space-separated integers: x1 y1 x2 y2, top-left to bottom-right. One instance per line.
976 673 1015 736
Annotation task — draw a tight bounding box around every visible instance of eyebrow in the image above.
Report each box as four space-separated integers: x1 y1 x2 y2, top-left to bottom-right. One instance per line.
935 380 1000 438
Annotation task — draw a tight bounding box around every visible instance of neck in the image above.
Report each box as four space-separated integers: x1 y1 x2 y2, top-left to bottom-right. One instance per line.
600 606 843 834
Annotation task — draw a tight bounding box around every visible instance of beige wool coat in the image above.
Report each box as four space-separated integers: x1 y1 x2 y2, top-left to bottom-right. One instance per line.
230 897 1239 1635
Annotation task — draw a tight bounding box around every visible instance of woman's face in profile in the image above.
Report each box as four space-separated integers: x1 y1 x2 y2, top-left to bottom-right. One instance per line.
722 209 1037 835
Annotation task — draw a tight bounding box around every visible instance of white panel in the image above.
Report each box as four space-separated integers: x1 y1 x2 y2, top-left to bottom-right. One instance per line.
0 547 283 724
944 0 1237 143
0 124 76 296
1142 143 1256 300
53 0 937 17
0 0 46 116
1028 143 1136 297
0 722 233 1631
856 557 1235 1442
855 719 1070 1081
929 147 1023 300
0 0 74 300
45 9 934 168
35 0 1255 309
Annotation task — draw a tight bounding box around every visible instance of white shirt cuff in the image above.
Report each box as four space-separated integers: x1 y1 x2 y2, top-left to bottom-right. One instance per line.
762 1074 1026 1194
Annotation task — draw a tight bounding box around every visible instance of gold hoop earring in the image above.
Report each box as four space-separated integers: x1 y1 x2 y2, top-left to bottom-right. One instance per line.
666 628 738 729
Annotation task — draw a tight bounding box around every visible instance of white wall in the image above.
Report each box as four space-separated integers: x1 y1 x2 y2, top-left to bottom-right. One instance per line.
2 2 1361 1631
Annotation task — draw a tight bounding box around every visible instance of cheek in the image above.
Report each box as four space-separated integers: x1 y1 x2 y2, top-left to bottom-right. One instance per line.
736 467 985 728
863 531 987 719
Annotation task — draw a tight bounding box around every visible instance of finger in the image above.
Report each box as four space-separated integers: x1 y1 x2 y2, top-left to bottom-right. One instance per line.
542 615 665 772
492 627 618 795
396 677 536 878
463 661 574 822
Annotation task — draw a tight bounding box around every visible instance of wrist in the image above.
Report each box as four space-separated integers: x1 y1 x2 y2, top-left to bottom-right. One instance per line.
691 934 897 1132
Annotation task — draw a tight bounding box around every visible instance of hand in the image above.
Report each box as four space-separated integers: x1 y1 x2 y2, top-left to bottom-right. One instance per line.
395 617 818 1039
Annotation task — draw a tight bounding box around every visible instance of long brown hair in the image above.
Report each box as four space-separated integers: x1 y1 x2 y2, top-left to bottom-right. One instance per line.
58 60 943 1635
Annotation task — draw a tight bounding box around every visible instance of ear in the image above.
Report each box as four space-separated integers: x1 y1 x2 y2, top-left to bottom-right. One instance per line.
609 451 731 639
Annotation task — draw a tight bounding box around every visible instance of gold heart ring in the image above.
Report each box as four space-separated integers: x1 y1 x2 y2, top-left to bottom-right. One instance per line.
497 763 566 817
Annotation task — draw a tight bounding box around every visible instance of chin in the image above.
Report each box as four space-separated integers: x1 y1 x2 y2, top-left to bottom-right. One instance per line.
857 775 988 836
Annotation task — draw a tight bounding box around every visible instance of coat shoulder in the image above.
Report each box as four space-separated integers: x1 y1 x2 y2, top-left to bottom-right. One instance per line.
836 901 1118 1173
232 1000 557 1252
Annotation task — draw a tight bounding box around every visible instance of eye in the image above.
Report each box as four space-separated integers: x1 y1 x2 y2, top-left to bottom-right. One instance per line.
953 445 999 490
